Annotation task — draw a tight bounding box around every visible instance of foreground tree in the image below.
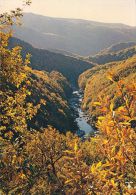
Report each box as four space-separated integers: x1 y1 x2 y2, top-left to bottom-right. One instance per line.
0 1 37 193
88 78 136 194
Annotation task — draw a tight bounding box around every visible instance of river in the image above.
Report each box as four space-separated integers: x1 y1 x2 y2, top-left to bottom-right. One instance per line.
69 90 95 137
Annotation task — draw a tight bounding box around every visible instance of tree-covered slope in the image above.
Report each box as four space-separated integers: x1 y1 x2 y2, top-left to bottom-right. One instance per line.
1 32 77 135
88 42 136 65
28 70 77 132
79 56 136 124
1 9 136 195
9 37 94 86
13 13 136 55
99 42 136 54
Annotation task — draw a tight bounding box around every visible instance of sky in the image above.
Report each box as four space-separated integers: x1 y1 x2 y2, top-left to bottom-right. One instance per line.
0 0 136 26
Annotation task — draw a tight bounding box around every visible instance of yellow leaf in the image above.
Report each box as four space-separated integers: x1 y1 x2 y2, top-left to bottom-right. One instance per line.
27 91 31 95
19 172 26 179
110 102 114 112
74 142 78 152
40 99 46 105
96 161 102 169
93 102 101 106
119 122 130 126
103 139 108 145
107 74 114 82
65 179 73 184
12 155 16 164
98 116 105 121
91 164 95 173
111 179 116 187
117 106 126 112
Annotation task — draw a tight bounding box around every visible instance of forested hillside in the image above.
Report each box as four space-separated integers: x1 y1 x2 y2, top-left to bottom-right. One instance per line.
9 37 93 86
1 33 77 135
13 13 136 55
27 70 77 132
100 42 136 53
79 55 136 125
88 42 136 64
1 2 136 194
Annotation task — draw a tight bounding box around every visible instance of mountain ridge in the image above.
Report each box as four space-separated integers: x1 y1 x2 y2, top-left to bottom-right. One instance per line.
9 37 94 86
23 12 133 28
13 13 136 56
88 42 136 64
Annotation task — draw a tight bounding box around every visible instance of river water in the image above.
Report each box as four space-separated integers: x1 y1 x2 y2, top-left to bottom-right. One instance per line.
69 90 94 137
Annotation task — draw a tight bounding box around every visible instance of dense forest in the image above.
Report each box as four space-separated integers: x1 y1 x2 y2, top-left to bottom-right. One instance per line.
79 55 136 126
0 1 136 194
27 70 77 132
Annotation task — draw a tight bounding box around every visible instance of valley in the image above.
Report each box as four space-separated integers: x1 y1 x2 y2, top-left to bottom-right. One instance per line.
1 6 136 194
9 13 136 135
9 37 96 134
9 35 136 136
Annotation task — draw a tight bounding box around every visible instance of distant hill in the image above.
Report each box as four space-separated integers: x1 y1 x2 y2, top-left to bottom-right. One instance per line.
9 37 94 86
48 48 80 58
88 42 136 65
13 13 136 56
100 42 136 54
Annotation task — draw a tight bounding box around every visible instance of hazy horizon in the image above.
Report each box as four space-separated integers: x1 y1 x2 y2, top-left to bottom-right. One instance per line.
1 0 136 26
23 12 135 27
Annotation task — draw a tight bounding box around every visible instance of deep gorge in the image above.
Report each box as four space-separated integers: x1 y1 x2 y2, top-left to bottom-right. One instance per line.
69 89 95 137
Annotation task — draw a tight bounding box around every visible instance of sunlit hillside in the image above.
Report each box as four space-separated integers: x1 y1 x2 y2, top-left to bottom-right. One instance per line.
79 55 136 124
88 42 136 64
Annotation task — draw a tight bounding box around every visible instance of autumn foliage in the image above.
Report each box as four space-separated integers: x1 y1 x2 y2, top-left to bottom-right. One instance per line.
1 32 136 193
0 2 136 194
